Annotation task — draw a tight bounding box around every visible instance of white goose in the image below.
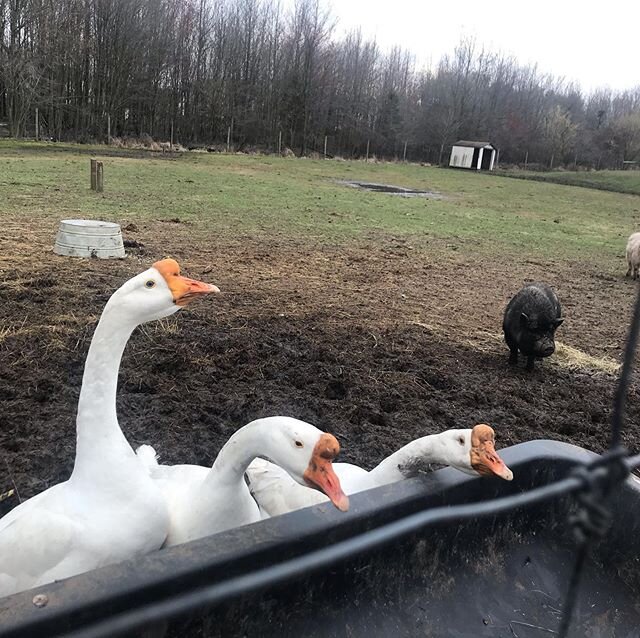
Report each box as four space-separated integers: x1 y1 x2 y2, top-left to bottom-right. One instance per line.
0 259 218 597
137 416 349 546
246 424 513 517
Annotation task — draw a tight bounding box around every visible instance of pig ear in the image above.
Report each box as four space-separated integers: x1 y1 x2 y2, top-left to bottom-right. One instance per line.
553 318 564 328
520 312 529 326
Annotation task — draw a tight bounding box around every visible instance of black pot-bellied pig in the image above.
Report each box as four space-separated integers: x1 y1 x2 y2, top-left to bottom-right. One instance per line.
503 283 564 370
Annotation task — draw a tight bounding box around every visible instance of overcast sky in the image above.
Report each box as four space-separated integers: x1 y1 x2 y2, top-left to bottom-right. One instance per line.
320 0 639 92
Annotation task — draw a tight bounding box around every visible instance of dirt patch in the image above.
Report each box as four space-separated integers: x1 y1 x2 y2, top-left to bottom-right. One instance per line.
0 223 639 507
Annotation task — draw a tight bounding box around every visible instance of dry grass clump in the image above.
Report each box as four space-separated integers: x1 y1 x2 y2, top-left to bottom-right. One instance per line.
554 342 620 375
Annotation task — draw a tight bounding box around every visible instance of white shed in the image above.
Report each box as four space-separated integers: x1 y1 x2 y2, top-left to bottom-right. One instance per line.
449 141 497 170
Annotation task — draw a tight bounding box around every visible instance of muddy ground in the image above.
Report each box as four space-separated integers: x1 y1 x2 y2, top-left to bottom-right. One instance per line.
1 218 639 513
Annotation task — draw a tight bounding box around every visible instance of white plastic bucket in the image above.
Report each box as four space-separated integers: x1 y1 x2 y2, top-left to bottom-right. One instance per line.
53 219 125 259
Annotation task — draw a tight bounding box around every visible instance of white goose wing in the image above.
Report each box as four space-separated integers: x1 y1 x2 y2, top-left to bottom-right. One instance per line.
246 459 374 517
136 445 209 505
330 463 371 494
136 448 264 544
0 485 81 597
148 464 210 506
246 458 328 517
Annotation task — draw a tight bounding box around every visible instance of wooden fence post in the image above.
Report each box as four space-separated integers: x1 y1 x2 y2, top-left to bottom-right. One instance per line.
90 159 104 192
278 130 282 154
324 135 328 158
96 161 104 192
226 126 231 152
90 159 97 190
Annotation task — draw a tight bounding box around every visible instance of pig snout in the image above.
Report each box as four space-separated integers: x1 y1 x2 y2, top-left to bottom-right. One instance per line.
536 339 555 357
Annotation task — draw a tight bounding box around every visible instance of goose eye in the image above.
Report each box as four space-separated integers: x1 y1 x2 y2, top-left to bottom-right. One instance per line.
294 440 304 448
145 280 156 289
458 436 465 445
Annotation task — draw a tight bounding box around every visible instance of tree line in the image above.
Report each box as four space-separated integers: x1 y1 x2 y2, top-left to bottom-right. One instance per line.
1 0 639 168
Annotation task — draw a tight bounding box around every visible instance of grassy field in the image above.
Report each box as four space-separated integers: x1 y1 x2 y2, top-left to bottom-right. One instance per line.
496 168 640 196
1 141 639 263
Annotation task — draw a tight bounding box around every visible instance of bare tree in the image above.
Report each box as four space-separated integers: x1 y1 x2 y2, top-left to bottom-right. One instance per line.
543 105 578 168
610 113 640 166
0 1 637 166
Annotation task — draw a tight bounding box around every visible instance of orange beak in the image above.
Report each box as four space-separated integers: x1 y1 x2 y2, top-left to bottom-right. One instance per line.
303 433 350 511
153 258 220 306
469 424 513 481
171 276 220 307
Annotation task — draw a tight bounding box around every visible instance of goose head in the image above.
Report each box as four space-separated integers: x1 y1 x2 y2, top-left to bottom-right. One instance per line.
437 424 513 481
263 418 350 511
105 258 220 324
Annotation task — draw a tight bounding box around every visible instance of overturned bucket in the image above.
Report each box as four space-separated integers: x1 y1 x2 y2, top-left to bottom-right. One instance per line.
53 219 125 259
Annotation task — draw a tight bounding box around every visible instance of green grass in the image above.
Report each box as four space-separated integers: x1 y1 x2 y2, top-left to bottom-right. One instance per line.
495 169 640 196
1 140 639 262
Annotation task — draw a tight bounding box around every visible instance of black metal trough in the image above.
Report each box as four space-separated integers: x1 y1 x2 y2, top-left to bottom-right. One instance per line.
1 440 639 638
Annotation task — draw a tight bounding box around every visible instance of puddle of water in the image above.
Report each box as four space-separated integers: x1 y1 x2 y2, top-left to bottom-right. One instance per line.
338 180 444 199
